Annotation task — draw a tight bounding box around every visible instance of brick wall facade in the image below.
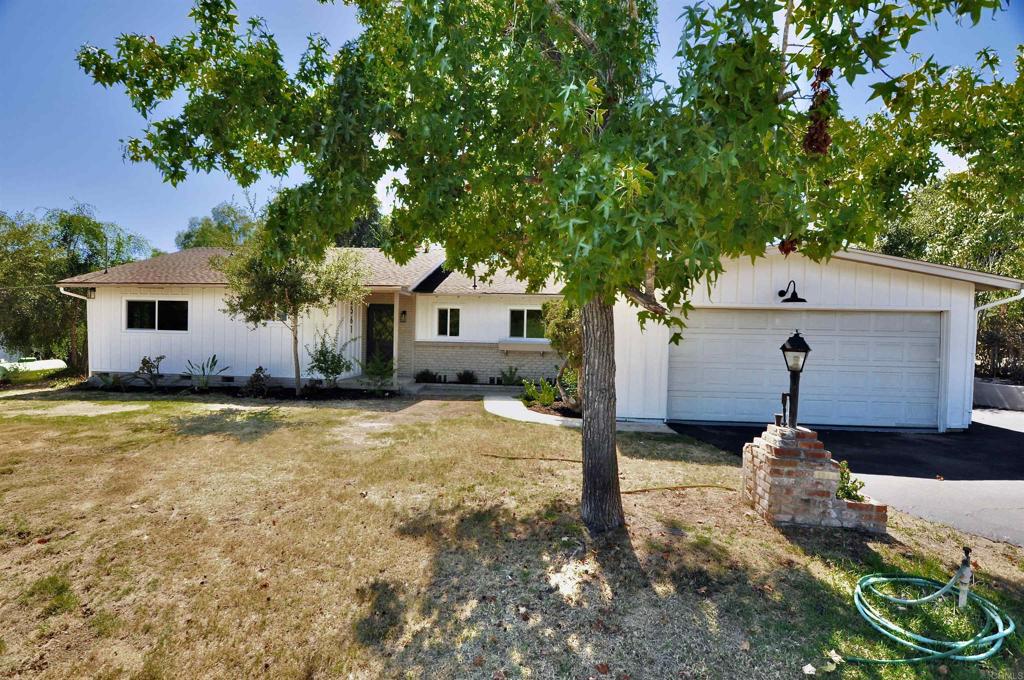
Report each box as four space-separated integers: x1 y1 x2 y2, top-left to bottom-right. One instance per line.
742 425 887 533
411 341 562 384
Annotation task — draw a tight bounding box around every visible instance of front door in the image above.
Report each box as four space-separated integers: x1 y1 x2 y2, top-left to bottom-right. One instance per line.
365 304 395 363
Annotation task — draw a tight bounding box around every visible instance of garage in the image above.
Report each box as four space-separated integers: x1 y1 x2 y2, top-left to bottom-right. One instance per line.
666 309 941 427
612 248 1024 431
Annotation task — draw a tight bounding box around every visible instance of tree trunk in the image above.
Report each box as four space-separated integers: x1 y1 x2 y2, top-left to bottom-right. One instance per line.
291 310 301 396
580 297 624 533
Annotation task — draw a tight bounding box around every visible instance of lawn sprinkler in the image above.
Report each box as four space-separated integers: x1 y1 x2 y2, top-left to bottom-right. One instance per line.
842 546 1016 665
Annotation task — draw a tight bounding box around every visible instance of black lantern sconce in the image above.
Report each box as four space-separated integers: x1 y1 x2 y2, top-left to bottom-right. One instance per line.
400 310 408 323
779 330 811 428
778 280 807 303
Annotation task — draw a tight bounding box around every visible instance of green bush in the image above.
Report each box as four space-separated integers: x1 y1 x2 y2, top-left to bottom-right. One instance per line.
499 365 520 386
559 366 579 403
456 369 477 384
836 461 866 502
414 369 439 383
522 379 556 407
241 366 271 398
185 354 230 391
306 327 353 387
360 353 394 396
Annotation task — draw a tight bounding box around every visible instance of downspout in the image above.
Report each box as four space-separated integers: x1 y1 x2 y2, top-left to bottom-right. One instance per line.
58 287 91 301
975 289 1024 316
969 287 1024 418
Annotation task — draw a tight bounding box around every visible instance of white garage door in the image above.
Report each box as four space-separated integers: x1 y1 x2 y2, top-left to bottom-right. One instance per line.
667 309 941 427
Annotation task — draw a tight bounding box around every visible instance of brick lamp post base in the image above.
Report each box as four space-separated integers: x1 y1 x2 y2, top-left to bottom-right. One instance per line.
741 425 887 533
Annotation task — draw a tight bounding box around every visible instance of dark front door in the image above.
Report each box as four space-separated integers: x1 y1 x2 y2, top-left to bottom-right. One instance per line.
365 304 395 363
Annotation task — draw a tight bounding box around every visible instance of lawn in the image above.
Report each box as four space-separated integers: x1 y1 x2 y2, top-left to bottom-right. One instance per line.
0 386 1022 679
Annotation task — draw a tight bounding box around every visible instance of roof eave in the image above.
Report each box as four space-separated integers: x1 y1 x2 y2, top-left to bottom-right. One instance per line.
831 249 1024 291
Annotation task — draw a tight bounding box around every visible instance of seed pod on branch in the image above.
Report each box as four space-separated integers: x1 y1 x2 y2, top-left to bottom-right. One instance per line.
803 66 834 155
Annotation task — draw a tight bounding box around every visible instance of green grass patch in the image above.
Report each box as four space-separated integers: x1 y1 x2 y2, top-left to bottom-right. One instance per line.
20 572 79 616
88 609 122 637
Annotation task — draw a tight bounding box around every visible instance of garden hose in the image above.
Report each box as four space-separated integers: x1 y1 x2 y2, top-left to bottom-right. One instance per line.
844 547 1016 665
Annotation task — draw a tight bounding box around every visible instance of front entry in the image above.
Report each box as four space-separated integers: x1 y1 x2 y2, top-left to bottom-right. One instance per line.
365 304 395 363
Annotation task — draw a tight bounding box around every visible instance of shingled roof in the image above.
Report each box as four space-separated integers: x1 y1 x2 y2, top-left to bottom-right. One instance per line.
56 246 556 294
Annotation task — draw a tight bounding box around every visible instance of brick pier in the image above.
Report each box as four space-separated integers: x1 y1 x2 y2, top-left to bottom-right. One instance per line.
741 424 887 533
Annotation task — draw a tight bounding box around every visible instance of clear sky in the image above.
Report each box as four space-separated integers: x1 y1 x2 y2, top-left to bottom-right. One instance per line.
1 1 1022 252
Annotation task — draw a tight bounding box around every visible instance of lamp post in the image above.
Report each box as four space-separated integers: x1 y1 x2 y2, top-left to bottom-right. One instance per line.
780 330 811 428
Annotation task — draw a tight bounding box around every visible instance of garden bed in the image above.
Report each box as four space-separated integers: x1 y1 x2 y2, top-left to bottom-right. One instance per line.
527 402 581 418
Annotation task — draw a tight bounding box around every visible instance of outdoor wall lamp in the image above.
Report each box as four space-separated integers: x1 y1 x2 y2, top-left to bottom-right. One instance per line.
778 280 807 303
780 330 811 428
400 310 407 323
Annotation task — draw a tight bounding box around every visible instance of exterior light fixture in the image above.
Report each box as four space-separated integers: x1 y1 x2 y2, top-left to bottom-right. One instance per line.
780 330 811 427
778 280 807 303
399 310 407 323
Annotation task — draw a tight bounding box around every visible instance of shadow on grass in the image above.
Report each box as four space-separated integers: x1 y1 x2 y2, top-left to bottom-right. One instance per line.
171 407 284 442
616 431 741 468
344 499 1007 679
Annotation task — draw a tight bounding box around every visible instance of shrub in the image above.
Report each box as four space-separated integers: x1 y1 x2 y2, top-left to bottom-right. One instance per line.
305 327 354 387
522 379 556 407
559 366 579 404
414 369 439 384
241 366 271 398
836 461 866 502
185 354 230 391
132 355 165 390
499 365 520 386
360 354 394 396
456 369 477 384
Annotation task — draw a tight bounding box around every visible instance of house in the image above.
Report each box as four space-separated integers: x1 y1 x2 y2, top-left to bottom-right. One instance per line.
58 246 1023 432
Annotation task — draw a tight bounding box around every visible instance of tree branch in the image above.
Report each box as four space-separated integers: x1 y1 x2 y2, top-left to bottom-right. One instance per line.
545 0 599 56
624 286 667 315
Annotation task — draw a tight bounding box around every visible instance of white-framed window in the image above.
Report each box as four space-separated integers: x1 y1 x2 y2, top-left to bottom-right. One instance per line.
124 298 189 332
509 307 544 339
437 307 460 337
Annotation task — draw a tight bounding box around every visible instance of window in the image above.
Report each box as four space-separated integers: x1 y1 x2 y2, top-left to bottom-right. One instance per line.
437 307 460 337
509 308 544 339
125 299 189 332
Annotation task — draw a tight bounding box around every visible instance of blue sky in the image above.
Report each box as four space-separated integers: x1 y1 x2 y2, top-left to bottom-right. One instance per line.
1 1 1022 252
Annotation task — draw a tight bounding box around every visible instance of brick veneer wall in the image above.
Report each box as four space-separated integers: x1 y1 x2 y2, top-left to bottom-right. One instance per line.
412 341 562 383
742 425 887 533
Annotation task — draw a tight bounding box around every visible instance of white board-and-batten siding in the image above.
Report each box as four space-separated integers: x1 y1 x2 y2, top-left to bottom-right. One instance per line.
86 286 364 382
613 252 978 431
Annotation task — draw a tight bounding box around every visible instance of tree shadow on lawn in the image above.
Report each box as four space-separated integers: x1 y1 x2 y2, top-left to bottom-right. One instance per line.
345 497 991 679
616 431 742 469
171 407 285 443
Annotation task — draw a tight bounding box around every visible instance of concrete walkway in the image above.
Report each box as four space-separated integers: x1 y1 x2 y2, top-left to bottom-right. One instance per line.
482 394 674 434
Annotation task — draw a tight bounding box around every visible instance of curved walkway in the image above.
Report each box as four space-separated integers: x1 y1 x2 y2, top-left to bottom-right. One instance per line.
482 393 674 434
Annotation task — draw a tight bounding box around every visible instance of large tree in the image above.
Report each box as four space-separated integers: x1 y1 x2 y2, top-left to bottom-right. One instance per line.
214 228 368 395
175 201 258 250
0 205 148 370
79 0 1003 531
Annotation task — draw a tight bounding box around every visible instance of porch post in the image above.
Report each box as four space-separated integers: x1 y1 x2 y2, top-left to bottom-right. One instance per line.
392 291 400 387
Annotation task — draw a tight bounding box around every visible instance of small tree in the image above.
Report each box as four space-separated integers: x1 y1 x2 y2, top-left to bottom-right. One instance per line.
175 201 257 250
543 299 583 411
214 231 368 395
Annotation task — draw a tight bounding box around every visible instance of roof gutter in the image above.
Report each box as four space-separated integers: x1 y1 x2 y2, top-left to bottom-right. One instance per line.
58 287 94 301
975 289 1024 317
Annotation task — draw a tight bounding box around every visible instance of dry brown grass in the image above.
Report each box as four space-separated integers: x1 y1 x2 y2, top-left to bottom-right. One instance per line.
0 387 1022 679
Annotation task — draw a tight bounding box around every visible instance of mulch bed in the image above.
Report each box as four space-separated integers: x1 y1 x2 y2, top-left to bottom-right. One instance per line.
527 402 581 418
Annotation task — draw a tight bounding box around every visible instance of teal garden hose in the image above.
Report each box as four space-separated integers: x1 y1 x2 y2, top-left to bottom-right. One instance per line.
845 548 1016 664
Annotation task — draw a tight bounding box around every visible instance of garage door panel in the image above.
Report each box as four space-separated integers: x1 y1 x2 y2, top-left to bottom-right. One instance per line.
667 310 940 427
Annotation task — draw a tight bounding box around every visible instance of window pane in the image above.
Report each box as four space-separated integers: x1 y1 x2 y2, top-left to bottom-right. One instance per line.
526 309 544 338
158 300 189 331
126 300 156 329
437 308 449 336
509 309 524 337
448 308 459 336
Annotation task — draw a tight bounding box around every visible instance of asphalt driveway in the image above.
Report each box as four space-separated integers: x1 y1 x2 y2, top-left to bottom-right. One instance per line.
669 409 1024 546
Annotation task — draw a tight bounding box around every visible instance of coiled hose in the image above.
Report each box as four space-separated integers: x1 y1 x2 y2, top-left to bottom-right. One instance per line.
845 548 1016 664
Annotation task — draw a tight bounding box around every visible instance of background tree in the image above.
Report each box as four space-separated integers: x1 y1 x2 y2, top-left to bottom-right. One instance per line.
175 201 258 250
213 229 368 395
79 0 1005 532
543 299 583 411
876 173 1024 379
334 201 392 247
0 204 148 370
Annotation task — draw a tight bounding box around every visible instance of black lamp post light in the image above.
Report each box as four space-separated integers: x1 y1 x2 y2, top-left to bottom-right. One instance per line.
780 330 811 428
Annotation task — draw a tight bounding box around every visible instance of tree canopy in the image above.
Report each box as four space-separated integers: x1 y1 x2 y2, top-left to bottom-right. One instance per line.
175 201 258 250
0 204 149 368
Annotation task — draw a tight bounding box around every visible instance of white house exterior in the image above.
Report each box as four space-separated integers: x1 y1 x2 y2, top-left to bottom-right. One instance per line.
60 246 1023 431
